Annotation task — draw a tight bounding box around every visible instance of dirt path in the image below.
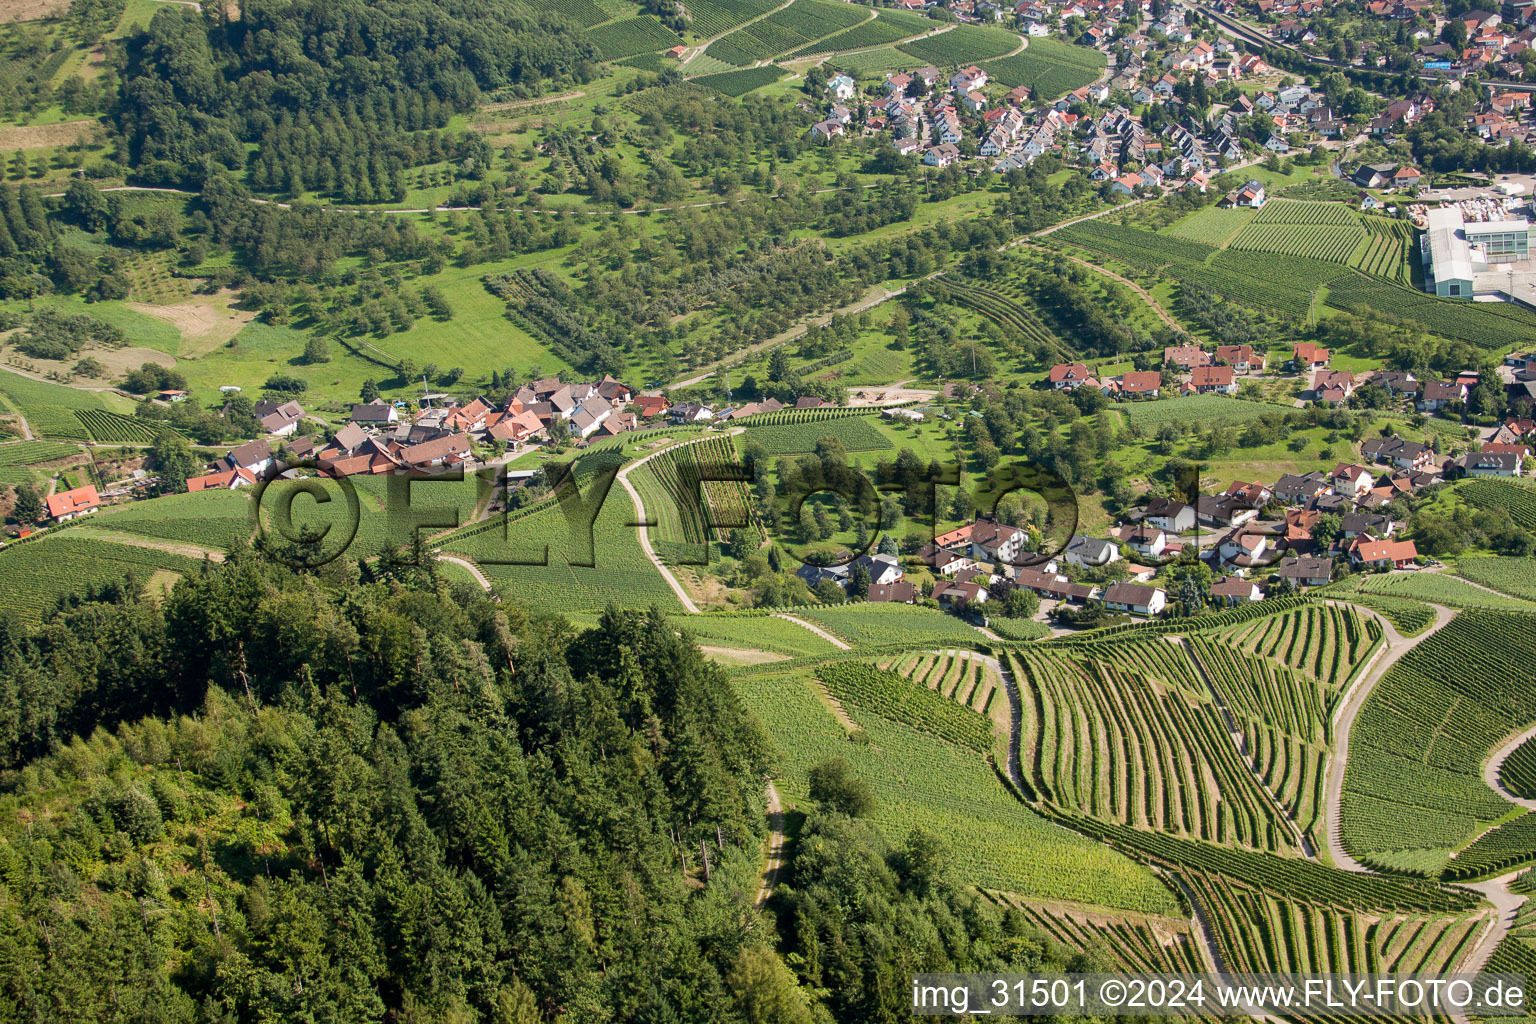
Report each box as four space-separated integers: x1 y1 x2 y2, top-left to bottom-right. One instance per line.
1055 251 1183 333
616 432 746 614
72 526 226 562
437 553 494 592
1485 724 1536 811
773 612 850 649
1320 600 1455 872
757 780 787 908
479 90 586 112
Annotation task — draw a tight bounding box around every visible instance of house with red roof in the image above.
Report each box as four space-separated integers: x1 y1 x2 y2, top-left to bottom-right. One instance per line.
45 484 100 522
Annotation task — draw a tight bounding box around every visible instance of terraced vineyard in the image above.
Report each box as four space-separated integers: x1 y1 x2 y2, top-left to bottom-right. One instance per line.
798 602 984 647
1500 734 1536 800
1010 638 1322 852
878 649 1003 725
1441 810 1536 880
1055 220 1218 270
703 0 867 65
1343 610 1536 875
586 16 682 59
1324 589 1435 637
1213 602 1380 690
1349 570 1536 611
526 0 610 26
983 894 1208 974
942 281 1069 361
1227 222 1365 264
824 46 921 75
1324 272 1536 349
693 65 784 95
1250 198 1362 227
1481 900 1536 978
1350 217 1415 282
681 612 837 655
76 409 163 443
817 661 995 752
683 0 783 36
0 440 79 466
786 8 932 56
628 434 755 564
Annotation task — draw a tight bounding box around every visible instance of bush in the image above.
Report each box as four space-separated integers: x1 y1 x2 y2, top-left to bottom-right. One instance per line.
808 756 876 817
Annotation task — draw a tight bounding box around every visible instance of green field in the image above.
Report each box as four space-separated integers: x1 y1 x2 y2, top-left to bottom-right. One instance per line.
1165 206 1255 247
975 38 1106 99
897 25 1021 64
586 16 684 60
786 9 934 56
703 0 868 66
0 534 205 623
1120 394 1280 428
694 65 786 96
738 412 894 455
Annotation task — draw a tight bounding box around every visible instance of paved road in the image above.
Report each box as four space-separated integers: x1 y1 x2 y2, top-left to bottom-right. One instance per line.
1484 725 1536 812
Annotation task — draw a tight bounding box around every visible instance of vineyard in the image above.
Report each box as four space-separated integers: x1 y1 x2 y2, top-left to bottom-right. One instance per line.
1482 901 1536 978
585 16 682 60
1500 734 1536 800
76 409 164 443
0 534 203 623
1324 271 1536 349
897 25 1021 64
1251 198 1361 227
1054 220 1218 271
526 0 610 26
1227 222 1366 264
817 661 995 752
1213 602 1380 690
1441 810 1536 880
1165 206 1254 247
1324 590 1435 637
0 440 78 466
824 46 922 75
693 65 783 96
982 894 1207 974
628 434 756 564
1459 478 1536 531
798 602 984 648
0 371 108 441
1350 217 1415 282
1011 636 1326 852
878 649 1005 736
681 612 838 656
703 0 868 65
1347 570 1536 611
731 666 1181 911
682 0 783 37
1119 394 1275 428
1343 610 1536 875
941 281 1070 361
1457 557 1536 602
786 9 932 56
974 38 1105 99
739 413 892 455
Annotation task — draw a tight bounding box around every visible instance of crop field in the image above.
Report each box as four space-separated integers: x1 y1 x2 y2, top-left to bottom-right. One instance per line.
798 602 983 647
897 25 1021 64
704 0 867 65
1500 735 1536 800
679 612 837 656
1483 901 1536 979
1250 198 1362 227
693 65 784 95
1324 590 1435 637
984 895 1206 974
75 409 163 443
0 371 110 441
683 0 783 37
1441 811 1536 881
1174 865 1485 977
974 38 1105 99
81 488 254 550
1055 220 1217 270
878 649 1003 726
525 0 610 27
1343 610 1536 875
1120 394 1277 428
1189 251 1350 319
1457 557 1536 602
0 535 203 623
1348 570 1536 611
1227 222 1366 264
0 440 78 465
1014 635 1324 851
739 413 892 455
731 665 1181 911
1323 272 1536 349
585 16 683 60
824 46 922 75
1165 206 1254 247
1350 217 1414 282
942 281 1069 361
786 9 933 56
1459 478 1536 531
628 434 755 563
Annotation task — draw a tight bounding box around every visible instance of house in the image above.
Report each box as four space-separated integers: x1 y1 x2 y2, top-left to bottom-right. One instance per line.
158 389 187 403
1277 555 1334 587
1119 370 1162 397
225 439 274 476
1128 524 1169 558
45 484 100 522
1111 173 1143 196
933 579 989 607
351 401 399 426
1197 493 1258 527
1219 530 1269 565
1164 345 1212 370
186 467 258 492
1101 581 1167 616
1210 577 1263 605
1144 496 1196 533
1352 162 1397 188
828 73 856 100
1419 381 1468 412
1048 362 1093 389
1330 463 1376 497
401 433 472 469
1220 179 1266 208
1313 370 1355 404
970 520 1027 564
1459 450 1523 476
1274 471 1332 505
1223 480 1273 508
1340 512 1396 539
1290 343 1330 370
809 119 846 141
924 143 961 167
1349 537 1419 567
634 394 671 419
1190 365 1237 394
797 563 850 589
1214 345 1264 372
1362 436 1435 471
853 553 904 586
670 402 713 423
868 580 918 603
488 409 546 446
255 399 304 437
1064 534 1120 567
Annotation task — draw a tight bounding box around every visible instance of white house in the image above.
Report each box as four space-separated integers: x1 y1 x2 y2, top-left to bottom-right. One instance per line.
1064 534 1120 567
828 73 856 100
1102 582 1166 616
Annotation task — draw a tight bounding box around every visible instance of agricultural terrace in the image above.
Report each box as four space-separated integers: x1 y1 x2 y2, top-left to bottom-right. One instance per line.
679 0 782 38
1166 206 1255 248
982 894 1208 975
1320 589 1436 638
585 16 683 61
1482 900 1536 979
1459 478 1536 532
737 410 893 456
627 433 757 564
1499 734 1536 800
680 612 838 656
731 664 1181 911
877 649 1009 750
1442 810 1536 881
693 66 785 96
896 25 1022 64
796 602 986 648
1343 610 1536 875
1345 570 1536 611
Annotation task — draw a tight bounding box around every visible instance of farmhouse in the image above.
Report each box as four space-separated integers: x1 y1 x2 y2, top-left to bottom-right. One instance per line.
1349 537 1419 567
1048 362 1093 389
1189 365 1237 394
45 484 100 522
